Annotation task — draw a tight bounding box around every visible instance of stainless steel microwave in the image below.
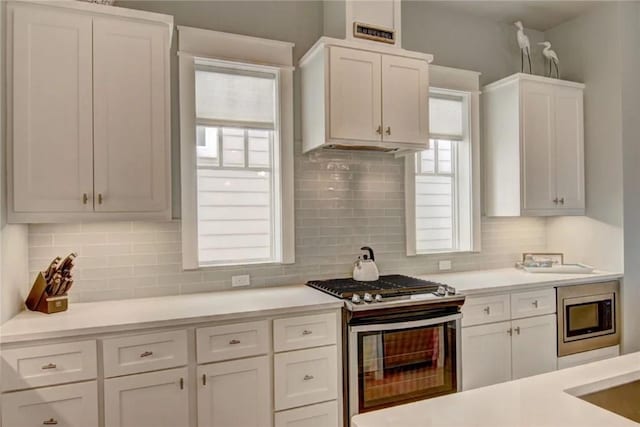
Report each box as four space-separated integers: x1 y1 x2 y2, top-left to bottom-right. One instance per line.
557 281 620 357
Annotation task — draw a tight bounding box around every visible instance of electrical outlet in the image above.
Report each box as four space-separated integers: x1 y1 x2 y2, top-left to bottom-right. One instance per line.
439 260 452 271
232 274 251 287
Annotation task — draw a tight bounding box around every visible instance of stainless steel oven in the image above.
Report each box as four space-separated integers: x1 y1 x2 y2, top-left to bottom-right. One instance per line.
557 281 620 357
348 311 461 417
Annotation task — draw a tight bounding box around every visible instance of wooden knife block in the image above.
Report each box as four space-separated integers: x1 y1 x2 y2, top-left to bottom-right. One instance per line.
25 272 68 314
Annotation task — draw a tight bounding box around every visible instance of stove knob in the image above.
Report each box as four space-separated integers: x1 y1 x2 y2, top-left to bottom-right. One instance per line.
374 294 383 303
436 286 447 297
351 294 362 304
446 286 456 295
363 293 373 303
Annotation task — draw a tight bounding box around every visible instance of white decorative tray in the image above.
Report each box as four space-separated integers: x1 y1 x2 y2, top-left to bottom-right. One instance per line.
518 263 595 274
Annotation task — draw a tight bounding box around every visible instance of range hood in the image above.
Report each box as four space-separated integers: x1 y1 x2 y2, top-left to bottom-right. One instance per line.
299 1 434 154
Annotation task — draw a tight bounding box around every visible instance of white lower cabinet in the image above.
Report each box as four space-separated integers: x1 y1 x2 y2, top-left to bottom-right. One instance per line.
274 401 339 427
197 356 271 427
2 381 99 427
462 315 558 390
104 367 189 427
461 321 513 390
511 314 557 380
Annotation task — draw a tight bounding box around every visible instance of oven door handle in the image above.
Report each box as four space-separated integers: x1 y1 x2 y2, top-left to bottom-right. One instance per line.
349 313 462 333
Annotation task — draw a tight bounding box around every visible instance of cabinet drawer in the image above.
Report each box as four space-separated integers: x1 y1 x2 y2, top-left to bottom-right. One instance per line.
103 330 187 377
197 320 269 364
275 401 339 427
274 312 337 352
274 346 338 410
462 294 511 326
1 340 97 391
2 381 98 427
510 288 556 319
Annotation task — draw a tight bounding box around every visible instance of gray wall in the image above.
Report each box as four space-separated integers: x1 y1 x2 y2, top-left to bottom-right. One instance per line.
544 3 632 349
20 0 550 304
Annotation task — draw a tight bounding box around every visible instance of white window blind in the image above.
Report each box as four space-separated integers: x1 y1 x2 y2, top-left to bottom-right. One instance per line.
194 62 281 266
195 65 276 129
429 95 464 140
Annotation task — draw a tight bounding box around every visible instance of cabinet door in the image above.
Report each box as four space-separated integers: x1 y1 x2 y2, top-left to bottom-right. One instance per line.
511 314 557 380
521 81 556 212
104 367 189 427
2 381 98 427
554 86 585 211
93 18 169 213
381 55 429 145
328 47 382 142
198 356 271 427
461 322 512 390
11 5 93 213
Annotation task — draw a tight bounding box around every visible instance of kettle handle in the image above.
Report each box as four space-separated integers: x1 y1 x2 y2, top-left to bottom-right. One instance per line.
360 246 375 262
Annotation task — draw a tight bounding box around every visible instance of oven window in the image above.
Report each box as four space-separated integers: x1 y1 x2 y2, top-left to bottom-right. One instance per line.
357 320 457 412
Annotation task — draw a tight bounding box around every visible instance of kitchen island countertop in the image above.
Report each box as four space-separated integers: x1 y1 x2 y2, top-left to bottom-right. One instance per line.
352 351 640 427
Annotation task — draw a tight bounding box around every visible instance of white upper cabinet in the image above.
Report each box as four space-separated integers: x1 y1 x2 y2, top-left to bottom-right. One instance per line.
484 73 585 216
328 47 382 142
300 37 432 153
7 2 173 223
381 54 429 145
93 18 169 213
11 5 94 214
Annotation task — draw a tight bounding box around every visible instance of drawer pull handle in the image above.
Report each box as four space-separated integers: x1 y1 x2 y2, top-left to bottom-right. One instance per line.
202 374 207 386
483 306 490 315
180 377 184 390
302 330 313 336
229 339 241 345
43 419 58 425
140 351 153 358
507 328 513 336
532 300 539 308
41 363 57 370
514 326 521 335
303 374 314 381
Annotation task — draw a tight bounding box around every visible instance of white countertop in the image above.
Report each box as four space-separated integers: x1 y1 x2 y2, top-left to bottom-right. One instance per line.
418 268 622 295
0 285 342 344
352 352 640 427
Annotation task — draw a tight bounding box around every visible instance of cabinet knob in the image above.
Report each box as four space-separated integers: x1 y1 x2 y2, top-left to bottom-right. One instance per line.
303 374 314 381
41 363 57 370
553 198 559 204
98 193 104 204
507 328 513 336
483 306 490 315
514 326 521 335
385 126 391 135
376 125 382 135
82 193 88 204
532 300 539 308
140 351 153 358
43 419 58 425
559 198 565 205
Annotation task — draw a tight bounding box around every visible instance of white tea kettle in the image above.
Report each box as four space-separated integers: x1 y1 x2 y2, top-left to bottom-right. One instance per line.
353 246 380 282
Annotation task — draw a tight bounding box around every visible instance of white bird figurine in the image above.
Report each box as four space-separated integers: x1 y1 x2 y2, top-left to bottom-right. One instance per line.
538 41 560 78
514 21 532 73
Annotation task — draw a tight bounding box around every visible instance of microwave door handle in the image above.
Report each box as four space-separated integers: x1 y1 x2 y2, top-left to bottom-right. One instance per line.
349 313 462 333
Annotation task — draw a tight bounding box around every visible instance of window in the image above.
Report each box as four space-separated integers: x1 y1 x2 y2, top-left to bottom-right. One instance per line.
406 75 480 255
178 27 294 269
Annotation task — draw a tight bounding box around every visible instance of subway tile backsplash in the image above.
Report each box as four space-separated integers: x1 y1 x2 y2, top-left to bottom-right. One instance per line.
28 150 547 303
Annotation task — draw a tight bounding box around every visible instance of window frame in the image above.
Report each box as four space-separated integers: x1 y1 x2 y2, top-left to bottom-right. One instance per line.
178 27 295 269
405 65 481 256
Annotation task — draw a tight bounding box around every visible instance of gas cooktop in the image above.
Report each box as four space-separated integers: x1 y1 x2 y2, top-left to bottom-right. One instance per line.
306 274 456 304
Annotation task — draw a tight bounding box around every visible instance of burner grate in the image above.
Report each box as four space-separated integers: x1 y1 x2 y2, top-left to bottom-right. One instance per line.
306 274 445 299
